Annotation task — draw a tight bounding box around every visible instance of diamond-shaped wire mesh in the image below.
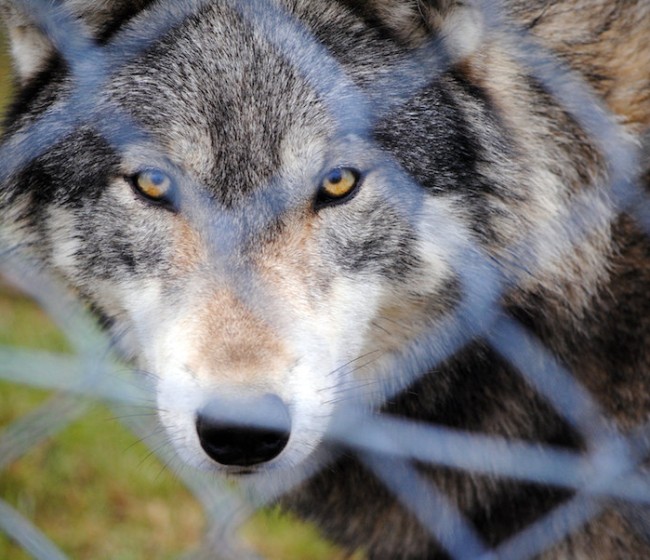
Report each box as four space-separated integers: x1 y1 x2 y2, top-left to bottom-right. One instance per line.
0 0 648 559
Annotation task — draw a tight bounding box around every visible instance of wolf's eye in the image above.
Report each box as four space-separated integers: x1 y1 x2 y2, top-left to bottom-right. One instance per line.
131 169 175 207
315 167 361 209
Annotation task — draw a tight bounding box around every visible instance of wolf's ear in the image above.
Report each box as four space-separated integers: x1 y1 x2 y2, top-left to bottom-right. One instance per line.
0 0 151 84
345 0 483 56
1 1 55 84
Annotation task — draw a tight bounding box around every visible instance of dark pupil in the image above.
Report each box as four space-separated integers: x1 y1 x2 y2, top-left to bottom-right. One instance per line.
148 171 166 186
328 169 343 184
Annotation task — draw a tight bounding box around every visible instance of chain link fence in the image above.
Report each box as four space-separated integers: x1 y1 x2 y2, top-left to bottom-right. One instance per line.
0 0 649 558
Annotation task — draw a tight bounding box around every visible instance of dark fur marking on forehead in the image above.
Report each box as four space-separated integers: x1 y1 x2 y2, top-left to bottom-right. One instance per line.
334 0 401 43
112 7 314 209
374 77 488 196
308 2 404 65
95 0 159 44
12 129 120 214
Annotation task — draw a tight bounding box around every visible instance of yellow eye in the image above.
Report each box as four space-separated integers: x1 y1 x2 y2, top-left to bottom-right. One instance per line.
316 167 360 208
132 169 174 204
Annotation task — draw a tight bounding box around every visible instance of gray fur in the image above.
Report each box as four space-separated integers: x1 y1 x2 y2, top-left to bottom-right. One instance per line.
1 0 649 558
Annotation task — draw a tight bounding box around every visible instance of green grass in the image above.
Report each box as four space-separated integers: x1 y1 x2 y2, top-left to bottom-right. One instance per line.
0 51 358 558
0 290 362 559
0 291 205 559
0 28 362 560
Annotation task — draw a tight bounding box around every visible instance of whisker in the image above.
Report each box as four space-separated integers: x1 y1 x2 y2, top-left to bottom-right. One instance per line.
325 349 384 378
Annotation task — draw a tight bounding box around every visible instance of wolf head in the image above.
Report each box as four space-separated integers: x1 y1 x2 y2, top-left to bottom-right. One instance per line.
0 0 626 476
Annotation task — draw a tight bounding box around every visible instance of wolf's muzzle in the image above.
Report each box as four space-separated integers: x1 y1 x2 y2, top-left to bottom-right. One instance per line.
195 394 291 467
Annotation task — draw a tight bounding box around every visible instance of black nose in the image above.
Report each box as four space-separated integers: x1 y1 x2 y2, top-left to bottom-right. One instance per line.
196 394 291 467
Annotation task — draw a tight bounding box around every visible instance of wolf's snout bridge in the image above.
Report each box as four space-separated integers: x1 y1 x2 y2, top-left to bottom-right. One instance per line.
196 394 292 467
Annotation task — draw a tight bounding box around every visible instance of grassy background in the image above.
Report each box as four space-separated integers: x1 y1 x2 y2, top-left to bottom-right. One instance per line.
0 28 358 560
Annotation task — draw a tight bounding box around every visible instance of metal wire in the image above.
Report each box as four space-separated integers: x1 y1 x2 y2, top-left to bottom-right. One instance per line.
0 0 648 558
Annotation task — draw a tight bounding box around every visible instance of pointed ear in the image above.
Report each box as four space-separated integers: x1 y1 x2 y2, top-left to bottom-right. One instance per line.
0 0 151 84
1 1 56 84
345 0 483 57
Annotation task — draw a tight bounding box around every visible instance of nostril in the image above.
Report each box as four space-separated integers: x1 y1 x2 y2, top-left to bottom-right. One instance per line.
196 423 289 467
196 394 291 467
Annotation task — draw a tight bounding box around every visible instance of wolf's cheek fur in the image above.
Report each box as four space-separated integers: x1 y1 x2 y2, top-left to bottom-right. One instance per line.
124 192 460 472
133 230 379 470
3 0 648 553
143 273 387 471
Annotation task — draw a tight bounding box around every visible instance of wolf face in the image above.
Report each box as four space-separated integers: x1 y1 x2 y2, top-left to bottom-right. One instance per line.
2 0 649 556
1 0 478 474
5 3 514 481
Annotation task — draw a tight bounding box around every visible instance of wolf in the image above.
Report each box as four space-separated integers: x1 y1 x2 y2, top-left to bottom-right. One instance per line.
1 0 649 558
